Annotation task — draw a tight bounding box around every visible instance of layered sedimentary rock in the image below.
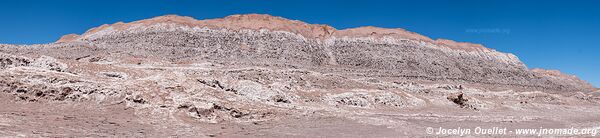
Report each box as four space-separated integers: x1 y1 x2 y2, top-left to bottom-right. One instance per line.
44 14 593 92
1 14 598 137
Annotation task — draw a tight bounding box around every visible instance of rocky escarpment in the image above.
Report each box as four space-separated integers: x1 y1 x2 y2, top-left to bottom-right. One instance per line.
43 14 594 92
1 14 599 137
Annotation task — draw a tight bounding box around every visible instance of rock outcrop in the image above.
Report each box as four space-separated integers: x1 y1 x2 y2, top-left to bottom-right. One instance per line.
0 14 597 137
46 14 594 92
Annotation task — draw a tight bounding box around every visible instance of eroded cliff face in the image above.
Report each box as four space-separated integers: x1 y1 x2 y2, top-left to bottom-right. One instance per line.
47 14 593 92
1 14 598 137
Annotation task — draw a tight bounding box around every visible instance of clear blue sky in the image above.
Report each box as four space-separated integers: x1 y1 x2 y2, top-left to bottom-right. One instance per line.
0 0 598 87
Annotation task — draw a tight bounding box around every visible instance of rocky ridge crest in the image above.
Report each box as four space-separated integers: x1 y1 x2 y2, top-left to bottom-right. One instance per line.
0 14 599 137
46 14 594 92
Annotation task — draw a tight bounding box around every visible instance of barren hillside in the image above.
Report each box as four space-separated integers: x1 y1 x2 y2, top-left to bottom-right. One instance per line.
0 14 598 137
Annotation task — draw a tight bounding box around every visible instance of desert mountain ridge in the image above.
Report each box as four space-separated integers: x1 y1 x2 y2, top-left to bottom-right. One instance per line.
2 13 600 137
52 14 595 90
57 14 487 51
